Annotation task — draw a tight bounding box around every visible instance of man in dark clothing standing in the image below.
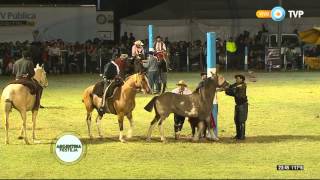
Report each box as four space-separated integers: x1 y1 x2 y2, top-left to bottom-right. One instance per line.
225 74 248 140
156 52 167 94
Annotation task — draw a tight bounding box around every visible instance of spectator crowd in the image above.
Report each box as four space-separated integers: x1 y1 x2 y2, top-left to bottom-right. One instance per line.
1 27 320 76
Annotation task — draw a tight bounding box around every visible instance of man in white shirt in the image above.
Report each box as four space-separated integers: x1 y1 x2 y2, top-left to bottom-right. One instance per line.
154 36 167 53
171 80 192 139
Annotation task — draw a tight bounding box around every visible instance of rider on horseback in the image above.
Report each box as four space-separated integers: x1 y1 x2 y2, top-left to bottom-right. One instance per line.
131 40 146 73
154 36 171 71
12 49 43 110
93 59 123 115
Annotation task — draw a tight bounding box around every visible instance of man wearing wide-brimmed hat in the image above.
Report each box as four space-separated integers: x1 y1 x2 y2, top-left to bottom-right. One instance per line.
131 40 146 73
132 40 145 59
171 80 192 139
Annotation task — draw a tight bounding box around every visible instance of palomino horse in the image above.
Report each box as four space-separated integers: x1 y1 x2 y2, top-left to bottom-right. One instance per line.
82 73 151 142
1 64 48 144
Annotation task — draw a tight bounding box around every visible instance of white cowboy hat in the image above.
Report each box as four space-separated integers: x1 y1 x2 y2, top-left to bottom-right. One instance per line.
176 80 188 87
120 54 128 59
134 40 144 46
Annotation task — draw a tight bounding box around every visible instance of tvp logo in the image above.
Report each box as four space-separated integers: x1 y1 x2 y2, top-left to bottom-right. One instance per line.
271 6 286 21
256 6 304 22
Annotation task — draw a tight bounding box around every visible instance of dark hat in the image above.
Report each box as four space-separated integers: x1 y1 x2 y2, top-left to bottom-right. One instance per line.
200 72 207 76
235 74 245 81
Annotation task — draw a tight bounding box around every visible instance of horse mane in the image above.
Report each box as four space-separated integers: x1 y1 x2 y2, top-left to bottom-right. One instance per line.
124 74 137 82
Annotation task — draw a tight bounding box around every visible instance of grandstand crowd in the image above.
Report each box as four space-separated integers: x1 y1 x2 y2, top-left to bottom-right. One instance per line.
1 26 320 75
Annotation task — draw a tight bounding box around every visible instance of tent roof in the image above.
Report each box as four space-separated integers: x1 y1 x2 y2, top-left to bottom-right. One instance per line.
121 0 320 21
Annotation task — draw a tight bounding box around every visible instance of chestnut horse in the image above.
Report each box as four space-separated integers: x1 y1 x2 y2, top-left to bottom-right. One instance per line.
1 64 48 144
82 73 151 142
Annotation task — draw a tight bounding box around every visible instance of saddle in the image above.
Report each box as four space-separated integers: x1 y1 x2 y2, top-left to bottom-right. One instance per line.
92 78 123 115
8 78 38 95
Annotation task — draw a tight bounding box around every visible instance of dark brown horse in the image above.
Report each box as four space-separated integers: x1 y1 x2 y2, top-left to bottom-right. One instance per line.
144 73 228 142
82 73 151 142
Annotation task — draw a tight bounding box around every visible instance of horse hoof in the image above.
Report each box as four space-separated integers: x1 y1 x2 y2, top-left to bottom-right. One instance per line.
5 140 9 145
89 135 94 139
119 139 126 143
25 141 31 145
99 135 104 139
18 136 24 140
146 138 151 142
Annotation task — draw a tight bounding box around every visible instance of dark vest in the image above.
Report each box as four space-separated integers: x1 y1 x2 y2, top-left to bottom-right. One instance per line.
104 62 118 80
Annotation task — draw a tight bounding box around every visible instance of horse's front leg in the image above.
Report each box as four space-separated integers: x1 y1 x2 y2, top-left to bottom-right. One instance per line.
118 114 125 143
192 121 204 142
126 112 134 139
32 110 40 143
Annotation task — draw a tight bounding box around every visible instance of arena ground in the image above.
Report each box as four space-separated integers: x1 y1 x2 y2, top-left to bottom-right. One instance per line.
0 72 319 179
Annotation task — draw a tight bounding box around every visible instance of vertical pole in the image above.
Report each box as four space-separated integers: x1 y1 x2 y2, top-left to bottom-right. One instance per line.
244 46 248 71
99 47 102 76
84 47 87 73
97 0 101 10
225 46 228 72
199 46 203 71
187 47 190 72
302 48 305 70
206 32 218 137
148 25 154 52
284 51 287 71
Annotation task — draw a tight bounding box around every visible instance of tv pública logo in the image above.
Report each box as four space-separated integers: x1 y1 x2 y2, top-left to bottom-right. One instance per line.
256 6 304 21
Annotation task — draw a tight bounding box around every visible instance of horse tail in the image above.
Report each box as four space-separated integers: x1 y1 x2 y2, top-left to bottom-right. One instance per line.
1 91 13 127
144 96 158 112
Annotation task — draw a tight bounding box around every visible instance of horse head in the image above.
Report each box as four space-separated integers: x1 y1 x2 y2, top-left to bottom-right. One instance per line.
133 72 151 94
208 71 228 89
34 64 48 88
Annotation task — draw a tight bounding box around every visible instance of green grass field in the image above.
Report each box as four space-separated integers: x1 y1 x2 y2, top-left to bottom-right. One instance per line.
0 72 320 179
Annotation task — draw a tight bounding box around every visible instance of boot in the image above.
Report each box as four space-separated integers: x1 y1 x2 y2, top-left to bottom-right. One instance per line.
235 121 241 139
239 123 246 140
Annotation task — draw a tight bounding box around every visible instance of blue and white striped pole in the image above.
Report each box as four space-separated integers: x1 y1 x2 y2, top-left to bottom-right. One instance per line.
148 25 154 52
206 32 218 137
